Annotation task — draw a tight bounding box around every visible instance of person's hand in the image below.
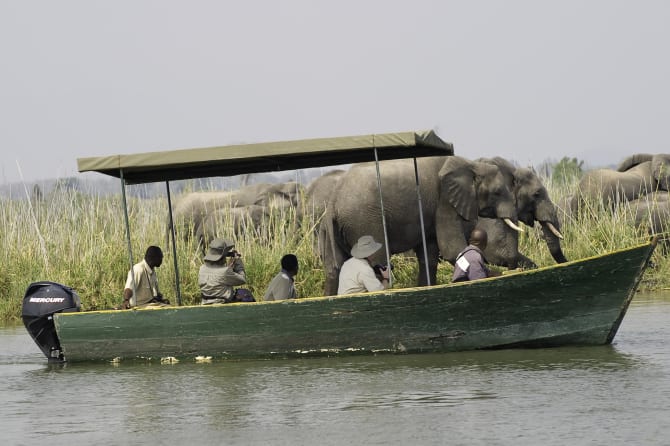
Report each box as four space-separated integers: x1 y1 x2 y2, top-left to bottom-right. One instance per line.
121 299 131 310
380 267 390 280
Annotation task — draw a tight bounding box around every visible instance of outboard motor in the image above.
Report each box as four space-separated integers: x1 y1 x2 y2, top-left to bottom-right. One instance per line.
22 281 81 362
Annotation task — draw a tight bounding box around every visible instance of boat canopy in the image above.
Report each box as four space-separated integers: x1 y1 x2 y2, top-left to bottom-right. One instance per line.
77 130 454 184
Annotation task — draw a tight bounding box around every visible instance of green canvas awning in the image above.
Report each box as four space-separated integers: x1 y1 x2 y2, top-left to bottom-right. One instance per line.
77 130 454 184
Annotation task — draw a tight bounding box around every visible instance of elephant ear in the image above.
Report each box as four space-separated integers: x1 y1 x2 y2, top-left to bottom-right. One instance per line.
438 157 477 221
617 153 654 172
652 154 670 191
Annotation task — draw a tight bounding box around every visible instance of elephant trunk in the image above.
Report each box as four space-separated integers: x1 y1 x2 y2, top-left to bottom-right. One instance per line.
541 221 568 263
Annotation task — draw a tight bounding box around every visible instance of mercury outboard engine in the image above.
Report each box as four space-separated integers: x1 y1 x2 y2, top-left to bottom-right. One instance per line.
22 281 81 362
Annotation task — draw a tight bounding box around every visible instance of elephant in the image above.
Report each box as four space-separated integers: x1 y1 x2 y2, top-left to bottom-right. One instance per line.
198 204 271 244
627 191 670 255
301 169 347 223
627 191 670 236
252 181 304 209
617 153 670 191
169 181 304 244
476 157 567 269
319 156 521 295
571 153 670 213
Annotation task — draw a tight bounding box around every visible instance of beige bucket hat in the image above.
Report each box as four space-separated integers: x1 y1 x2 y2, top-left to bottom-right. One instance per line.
350 235 383 259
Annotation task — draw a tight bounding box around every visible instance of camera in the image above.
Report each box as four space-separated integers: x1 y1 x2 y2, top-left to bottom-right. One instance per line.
373 263 393 275
226 250 241 258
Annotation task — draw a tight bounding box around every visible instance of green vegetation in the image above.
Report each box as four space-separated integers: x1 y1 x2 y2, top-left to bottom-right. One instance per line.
551 156 584 186
1 176 667 325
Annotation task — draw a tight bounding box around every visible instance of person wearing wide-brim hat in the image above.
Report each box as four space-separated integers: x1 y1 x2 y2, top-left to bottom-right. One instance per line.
337 235 390 295
199 237 247 304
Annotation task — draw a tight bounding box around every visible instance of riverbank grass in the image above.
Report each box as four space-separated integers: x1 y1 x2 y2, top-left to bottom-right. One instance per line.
1 184 667 324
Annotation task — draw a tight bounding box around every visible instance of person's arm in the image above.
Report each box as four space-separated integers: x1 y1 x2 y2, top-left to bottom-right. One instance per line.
122 288 132 309
228 255 246 277
467 254 490 280
222 260 247 286
360 267 386 292
122 268 135 309
379 266 390 289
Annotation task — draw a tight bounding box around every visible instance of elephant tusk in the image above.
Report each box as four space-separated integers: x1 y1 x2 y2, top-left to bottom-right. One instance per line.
545 222 564 240
504 218 524 232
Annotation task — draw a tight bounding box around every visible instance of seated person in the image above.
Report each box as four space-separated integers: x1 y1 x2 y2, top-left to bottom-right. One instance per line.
337 235 390 295
452 228 499 282
264 254 299 301
199 238 246 304
122 245 169 309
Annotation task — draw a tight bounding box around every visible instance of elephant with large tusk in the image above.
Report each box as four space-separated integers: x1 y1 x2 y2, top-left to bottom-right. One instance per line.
476 157 568 269
318 156 520 295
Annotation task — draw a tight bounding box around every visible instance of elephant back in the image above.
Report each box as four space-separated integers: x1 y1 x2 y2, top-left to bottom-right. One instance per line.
651 154 670 191
617 153 654 172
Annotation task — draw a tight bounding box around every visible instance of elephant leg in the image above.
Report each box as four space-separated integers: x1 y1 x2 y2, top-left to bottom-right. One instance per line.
516 253 537 269
415 240 439 286
479 218 520 269
319 214 348 296
324 273 339 296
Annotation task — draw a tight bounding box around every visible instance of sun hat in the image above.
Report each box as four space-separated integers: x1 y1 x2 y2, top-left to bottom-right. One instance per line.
204 238 235 262
350 235 383 259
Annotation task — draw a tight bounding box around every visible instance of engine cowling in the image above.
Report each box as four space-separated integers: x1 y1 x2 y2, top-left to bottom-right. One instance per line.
22 281 81 362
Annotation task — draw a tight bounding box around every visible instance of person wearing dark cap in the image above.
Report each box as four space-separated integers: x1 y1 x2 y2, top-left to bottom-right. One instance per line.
452 227 497 282
122 245 167 309
199 238 247 304
337 235 390 295
264 254 299 301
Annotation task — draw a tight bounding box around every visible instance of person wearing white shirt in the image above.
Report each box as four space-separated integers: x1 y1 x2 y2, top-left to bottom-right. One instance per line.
337 235 390 295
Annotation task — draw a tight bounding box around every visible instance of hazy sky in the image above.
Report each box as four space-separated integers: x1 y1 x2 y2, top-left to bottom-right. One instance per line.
1 1 669 183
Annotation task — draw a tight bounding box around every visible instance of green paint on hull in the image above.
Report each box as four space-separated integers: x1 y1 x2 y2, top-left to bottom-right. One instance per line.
54 240 656 363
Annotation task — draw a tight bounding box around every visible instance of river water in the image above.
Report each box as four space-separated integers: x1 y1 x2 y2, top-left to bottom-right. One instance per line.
2 291 669 446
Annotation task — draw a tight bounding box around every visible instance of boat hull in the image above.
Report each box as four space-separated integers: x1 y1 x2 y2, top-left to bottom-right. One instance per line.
54 240 655 362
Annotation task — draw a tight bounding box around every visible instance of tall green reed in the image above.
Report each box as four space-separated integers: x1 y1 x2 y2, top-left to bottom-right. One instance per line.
1 177 668 324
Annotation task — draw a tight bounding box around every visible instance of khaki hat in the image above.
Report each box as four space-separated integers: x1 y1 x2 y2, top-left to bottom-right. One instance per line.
204 238 235 262
350 235 382 259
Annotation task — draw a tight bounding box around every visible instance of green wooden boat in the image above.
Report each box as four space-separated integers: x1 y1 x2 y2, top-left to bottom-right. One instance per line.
21 130 657 363
55 239 655 362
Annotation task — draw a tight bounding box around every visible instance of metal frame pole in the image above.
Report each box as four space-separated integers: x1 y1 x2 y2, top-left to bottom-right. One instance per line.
374 147 393 287
165 181 182 305
413 158 431 286
120 170 137 304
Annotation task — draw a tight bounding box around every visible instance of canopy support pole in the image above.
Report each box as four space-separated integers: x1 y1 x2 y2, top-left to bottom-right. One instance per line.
120 170 137 303
374 148 393 287
413 159 431 286
165 181 182 305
